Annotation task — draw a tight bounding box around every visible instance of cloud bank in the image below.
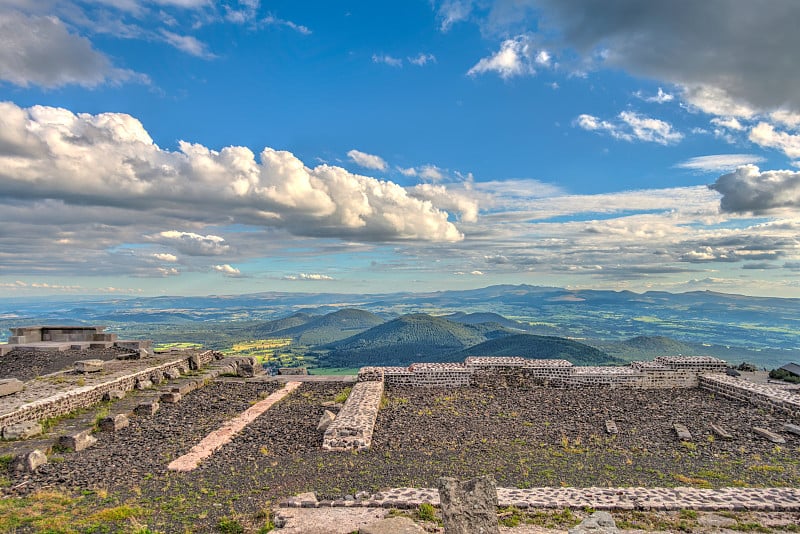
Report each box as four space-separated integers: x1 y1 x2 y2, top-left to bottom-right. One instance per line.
0 102 464 243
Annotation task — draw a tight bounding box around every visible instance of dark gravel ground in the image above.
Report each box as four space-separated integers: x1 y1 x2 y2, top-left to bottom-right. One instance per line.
3 382 800 533
0 347 135 380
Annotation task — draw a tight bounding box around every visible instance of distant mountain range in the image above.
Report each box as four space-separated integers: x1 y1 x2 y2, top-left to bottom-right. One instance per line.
2 284 798 368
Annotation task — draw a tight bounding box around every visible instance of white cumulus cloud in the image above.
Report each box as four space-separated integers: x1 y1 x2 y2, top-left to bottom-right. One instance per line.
212 264 241 276
347 149 387 171
0 102 463 243
468 35 548 79
575 111 682 145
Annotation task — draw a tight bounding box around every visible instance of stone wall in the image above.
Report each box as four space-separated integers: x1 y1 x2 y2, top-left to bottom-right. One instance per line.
0 350 216 428
699 374 800 423
323 380 384 451
358 355 730 390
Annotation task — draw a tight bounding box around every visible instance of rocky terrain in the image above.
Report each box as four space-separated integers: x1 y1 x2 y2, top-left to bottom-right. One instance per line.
3 377 799 532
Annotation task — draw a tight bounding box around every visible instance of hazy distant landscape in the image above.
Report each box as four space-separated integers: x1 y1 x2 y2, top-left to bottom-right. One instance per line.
3 285 797 370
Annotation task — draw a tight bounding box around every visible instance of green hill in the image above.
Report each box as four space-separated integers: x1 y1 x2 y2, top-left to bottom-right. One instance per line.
319 313 512 367
271 308 385 345
445 312 530 331
249 312 316 337
461 334 621 366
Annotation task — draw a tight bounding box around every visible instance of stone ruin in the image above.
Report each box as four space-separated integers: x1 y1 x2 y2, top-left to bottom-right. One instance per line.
321 355 800 452
1 325 150 355
358 355 728 389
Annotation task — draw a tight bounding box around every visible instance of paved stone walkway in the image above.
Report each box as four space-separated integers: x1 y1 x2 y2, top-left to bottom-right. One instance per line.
281 486 800 512
168 381 302 472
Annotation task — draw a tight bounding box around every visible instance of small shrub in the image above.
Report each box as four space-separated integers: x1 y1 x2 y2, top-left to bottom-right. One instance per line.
217 516 244 534
334 387 352 404
416 503 437 523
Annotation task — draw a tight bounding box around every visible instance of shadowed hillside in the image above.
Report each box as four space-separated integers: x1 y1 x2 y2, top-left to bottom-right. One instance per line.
319 313 513 367
461 334 621 366
270 308 385 345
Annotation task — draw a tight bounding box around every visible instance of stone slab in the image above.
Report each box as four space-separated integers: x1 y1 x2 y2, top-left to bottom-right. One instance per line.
438 476 499 534
753 426 786 443
168 381 302 472
317 410 336 432
673 423 692 440
75 359 105 373
710 423 733 440
0 378 24 397
783 423 800 436
160 392 182 403
134 401 159 416
98 413 129 432
58 429 97 451
13 449 47 472
360 516 426 534
2 420 42 440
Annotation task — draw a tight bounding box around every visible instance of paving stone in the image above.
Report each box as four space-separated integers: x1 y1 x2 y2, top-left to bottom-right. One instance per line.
0 378 24 397
2 420 42 440
98 413 130 432
74 359 104 373
58 429 98 451
360 516 426 534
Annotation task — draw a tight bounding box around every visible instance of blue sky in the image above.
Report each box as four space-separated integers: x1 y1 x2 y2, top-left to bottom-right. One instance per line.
1 0 799 297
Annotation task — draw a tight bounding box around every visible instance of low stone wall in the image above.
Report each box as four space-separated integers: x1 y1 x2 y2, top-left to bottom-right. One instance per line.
360 356 729 390
0 350 216 428
699 374 800 423
323 381 384 451
281 486 800 512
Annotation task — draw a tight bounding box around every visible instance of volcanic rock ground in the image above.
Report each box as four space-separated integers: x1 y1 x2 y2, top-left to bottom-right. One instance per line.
3 378 799 532
0 347 134 381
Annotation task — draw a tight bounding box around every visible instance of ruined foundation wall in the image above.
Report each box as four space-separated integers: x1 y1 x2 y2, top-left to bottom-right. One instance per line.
0 350 215 427
699 374 800 423
360 355 731 390
323 380 384 451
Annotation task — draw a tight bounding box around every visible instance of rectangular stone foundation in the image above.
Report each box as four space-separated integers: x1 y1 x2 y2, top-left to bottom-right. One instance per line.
322 381 384 451
0 350 215 428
